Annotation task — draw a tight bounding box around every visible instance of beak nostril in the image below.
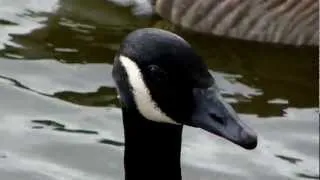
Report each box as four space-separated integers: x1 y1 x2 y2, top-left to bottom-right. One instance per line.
209 113 225 125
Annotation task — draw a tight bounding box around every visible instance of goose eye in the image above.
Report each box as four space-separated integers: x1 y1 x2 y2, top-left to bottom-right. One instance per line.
148 65 159 72
147 65 167 82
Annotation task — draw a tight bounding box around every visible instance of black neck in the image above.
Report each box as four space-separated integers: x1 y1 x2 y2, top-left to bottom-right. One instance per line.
122 107 183 180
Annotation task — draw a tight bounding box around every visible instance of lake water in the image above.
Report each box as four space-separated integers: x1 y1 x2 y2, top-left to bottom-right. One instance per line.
0 0 318 180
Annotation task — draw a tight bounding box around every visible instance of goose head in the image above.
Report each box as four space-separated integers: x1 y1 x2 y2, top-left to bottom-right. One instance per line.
112 28 257 150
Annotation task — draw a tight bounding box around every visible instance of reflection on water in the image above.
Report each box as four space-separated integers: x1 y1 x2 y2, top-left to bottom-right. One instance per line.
32 120 99 135
54 87 119 107
297 173 319 179
0 0 318 180
98 139 125 147
275 155 303 164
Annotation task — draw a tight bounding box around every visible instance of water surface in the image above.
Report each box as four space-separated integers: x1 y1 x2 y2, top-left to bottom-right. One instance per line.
0 0 318 180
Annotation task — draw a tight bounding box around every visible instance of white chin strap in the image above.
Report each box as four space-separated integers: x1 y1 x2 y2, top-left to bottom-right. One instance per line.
119 55 179 125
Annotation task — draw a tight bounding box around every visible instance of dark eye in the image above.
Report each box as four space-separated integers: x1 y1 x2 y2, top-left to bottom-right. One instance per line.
147 65 167 82
148 65 160 72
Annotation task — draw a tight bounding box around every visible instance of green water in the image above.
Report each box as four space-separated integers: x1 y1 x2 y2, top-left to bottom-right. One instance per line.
0 0 318 180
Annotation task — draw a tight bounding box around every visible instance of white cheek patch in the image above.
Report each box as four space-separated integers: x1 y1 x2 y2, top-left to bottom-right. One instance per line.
119 55 179 125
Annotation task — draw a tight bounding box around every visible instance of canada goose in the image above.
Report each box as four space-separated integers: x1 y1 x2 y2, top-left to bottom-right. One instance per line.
112 28 257 180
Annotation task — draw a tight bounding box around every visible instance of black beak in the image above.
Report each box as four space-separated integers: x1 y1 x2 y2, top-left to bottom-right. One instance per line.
189 85 257 150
